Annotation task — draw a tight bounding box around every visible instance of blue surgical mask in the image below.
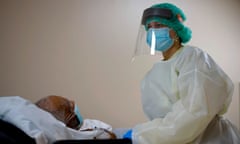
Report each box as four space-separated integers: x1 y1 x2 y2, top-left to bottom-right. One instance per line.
74 105 83 126
146 27 174 52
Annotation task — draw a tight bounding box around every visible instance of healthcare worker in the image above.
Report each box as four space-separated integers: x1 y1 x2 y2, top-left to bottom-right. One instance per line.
124 3 240 144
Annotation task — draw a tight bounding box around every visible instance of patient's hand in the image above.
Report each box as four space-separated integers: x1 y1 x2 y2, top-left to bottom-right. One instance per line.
102 129 117 139
80 128 117 139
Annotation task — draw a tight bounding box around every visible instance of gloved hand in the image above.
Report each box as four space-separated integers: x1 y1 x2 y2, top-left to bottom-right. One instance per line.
123 129 132 139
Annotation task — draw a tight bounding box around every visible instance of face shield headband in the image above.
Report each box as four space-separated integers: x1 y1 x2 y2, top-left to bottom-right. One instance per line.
141 8 173 26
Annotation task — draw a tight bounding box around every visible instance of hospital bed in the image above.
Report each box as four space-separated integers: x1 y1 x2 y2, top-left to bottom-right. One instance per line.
0 119 132 144
53 128 132 144
0 96 132 144
53 139 132 144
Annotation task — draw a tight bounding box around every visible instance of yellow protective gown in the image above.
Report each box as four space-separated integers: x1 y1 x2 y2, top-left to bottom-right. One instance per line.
132 45 240 144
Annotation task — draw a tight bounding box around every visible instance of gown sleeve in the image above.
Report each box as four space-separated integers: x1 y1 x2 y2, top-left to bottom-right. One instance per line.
132 47 234 144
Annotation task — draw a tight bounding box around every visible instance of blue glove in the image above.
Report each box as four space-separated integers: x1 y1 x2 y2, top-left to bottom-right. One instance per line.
123 129 132 139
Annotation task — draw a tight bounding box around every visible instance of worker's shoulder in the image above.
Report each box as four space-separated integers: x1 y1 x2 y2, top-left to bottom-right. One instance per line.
181 45 210 58
176 45 211 64
182 45 204 54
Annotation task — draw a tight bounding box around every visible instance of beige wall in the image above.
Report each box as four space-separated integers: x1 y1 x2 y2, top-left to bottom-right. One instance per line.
1 0 240 128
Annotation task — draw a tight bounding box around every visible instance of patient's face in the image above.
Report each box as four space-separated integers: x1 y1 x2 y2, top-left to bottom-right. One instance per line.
36 95 81 130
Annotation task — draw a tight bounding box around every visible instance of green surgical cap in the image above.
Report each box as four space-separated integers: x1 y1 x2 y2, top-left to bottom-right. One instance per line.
145 3 192 43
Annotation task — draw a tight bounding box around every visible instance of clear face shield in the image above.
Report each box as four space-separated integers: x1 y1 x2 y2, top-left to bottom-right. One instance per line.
132 8 174 61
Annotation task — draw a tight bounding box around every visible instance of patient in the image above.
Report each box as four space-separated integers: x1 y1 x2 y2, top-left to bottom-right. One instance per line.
36 95 117 139
35 95 83 130
0 95 116 144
